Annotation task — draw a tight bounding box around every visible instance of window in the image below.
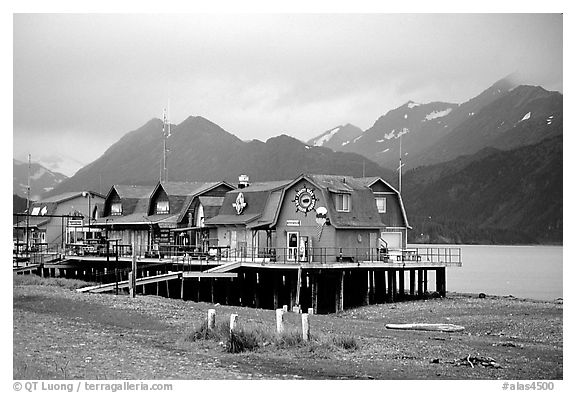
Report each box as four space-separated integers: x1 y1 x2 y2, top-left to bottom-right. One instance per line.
111 202 122 216
30 207 40 215
376 196 386 213
335 193 351 212
156 200 169 214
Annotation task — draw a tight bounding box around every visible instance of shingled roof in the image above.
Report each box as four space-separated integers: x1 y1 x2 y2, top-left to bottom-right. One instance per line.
297 174 383 229
205 180 290 226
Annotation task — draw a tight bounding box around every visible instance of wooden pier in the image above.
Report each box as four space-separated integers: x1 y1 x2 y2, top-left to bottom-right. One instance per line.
15 246 459 314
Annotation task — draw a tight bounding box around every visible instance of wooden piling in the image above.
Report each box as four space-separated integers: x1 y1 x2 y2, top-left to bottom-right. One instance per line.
363 270 370 306
423 270 428 294
338 270 344 312
387 270 395 302
180 277 185 299
399 270 405 299
409 269 416 296
417 269 424 297
310 273 318 314
436 267 446 297
296 267 302 308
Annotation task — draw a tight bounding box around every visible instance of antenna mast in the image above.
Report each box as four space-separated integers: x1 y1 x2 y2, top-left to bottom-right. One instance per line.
161 108 169 182
398 134 402 194
26 154 31 252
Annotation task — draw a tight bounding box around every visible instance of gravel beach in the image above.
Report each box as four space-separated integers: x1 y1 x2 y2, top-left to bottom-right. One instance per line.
13 275 563 380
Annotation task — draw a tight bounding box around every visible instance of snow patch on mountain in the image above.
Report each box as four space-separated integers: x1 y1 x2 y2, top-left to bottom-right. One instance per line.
424 108 453 121
341 141 350 146
384 130 396 140
313 127 340 146
376 139 385 143
378 148 390 154
397 128 409 138
407 102 421 109
352 135 363 143
30 167 47 181
520 112 531 121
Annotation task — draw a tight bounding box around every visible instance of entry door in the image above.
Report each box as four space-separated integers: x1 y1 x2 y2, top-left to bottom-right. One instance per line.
287 232 299 261
299 236 309 262
369 232 377 260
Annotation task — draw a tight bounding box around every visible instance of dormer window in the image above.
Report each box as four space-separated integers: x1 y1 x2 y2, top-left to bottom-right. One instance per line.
375 196 386 213
111 202 122 216
156 200 169 214
335 193 351 212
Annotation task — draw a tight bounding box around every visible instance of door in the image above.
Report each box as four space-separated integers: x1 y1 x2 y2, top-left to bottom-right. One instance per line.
287 232 299 261
369 232 377 260
298 236 309 262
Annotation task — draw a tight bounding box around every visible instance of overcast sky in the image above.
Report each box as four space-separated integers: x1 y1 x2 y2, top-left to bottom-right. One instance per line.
13 13 563 176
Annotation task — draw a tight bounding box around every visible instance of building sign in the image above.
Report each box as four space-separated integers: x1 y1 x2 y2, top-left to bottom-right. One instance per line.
233 192 247 215
68 219 83 227
293 187 317 215
286 219 301 227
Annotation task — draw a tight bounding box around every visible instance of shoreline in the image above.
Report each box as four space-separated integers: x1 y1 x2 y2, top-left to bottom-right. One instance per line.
13 275 563 380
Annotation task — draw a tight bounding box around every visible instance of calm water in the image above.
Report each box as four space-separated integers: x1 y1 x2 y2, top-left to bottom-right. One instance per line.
410 244 563 301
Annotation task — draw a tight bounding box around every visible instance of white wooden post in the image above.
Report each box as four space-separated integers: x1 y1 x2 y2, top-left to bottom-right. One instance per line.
207 309 216 331
276 309 285 334
307 307 314 315
302 313 310 341
229 314 238 332
282 305 288 312
128 272 134 297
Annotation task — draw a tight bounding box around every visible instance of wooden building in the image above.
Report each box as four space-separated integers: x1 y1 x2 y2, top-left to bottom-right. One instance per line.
13 191 104 251
94 181 234 256
205 174 410 262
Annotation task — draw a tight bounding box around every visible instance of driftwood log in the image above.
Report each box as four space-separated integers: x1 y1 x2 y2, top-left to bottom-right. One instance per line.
385 323 465 332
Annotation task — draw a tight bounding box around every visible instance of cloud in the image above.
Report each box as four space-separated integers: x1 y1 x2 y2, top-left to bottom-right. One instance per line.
13 13 563 172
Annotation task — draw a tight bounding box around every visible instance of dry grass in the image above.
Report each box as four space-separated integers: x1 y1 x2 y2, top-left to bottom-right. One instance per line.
13 273 96 290
184 316 358 354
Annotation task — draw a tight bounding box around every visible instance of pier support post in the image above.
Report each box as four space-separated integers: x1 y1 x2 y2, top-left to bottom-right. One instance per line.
210 278 215 304
296 267 302 308
423 270 428 295
387 270 395 302
417 269 424 297
273 272 279 310
399 270 405 299
180 277 185 299
363 270 370 306
436 267 446 297
339 270 344 312
310 272 318 314
409 270 416 296
375 270 386 303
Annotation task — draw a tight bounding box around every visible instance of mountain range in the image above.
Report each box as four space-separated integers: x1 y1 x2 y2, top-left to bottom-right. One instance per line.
319 76 562 172
45 116 393 196
12 159 68 199
32 75 562 244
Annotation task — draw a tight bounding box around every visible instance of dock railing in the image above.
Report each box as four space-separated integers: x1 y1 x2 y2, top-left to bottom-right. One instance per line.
194 246 462 266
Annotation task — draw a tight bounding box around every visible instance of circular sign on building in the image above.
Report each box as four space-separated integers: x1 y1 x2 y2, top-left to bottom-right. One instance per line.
293 187 317 215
